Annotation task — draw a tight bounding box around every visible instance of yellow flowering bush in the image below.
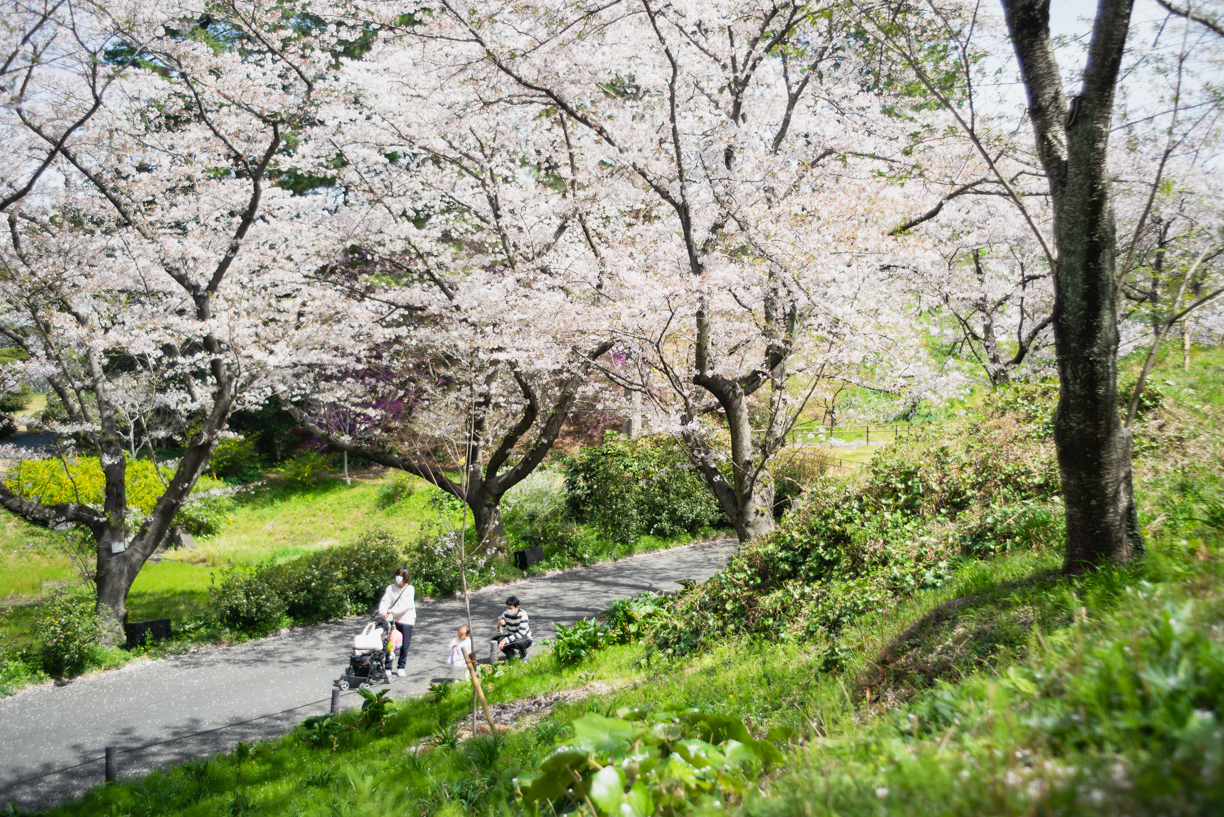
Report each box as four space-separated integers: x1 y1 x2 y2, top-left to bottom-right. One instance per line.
5 457 232 534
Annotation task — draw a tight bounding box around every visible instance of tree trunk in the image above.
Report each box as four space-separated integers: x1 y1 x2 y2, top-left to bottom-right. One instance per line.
469 494 508 554
95 531 139 643
686 380 776 544
724 387 775 542
1001 0 1141 572
1182 321 1191 371
622 388 643 439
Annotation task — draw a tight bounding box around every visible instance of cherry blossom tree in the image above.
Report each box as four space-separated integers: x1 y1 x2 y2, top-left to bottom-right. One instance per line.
852 0 1224 569
0 1 351 637
0 0 144 214
282 38 617 552
358 0 947 543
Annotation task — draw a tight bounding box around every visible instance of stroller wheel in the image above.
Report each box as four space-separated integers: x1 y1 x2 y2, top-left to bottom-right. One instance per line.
337 678 350 690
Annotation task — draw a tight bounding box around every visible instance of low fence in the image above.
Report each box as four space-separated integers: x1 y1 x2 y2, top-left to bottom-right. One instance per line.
786 423 922 447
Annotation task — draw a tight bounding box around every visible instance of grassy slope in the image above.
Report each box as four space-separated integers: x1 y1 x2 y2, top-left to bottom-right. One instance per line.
34 348 1224 817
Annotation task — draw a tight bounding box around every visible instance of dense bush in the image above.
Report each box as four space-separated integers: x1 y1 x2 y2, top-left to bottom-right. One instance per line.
603 592 670 645
772 450 835 517
266 529 405 623
209 566 286 633
0 383 26 440
209 437 261 482
502 468 566 543
175 492 236 537
33 589 103 678
208 528 407 631
274 451 331 487
565 434 726 543
552 618 607 666
503 468 595 564
408 530 464 598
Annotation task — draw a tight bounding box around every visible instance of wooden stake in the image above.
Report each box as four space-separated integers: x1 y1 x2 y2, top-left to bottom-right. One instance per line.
464 652 497 733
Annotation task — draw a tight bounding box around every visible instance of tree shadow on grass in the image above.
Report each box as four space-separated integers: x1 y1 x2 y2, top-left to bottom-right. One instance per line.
856 569 1065 707
127 588 210 623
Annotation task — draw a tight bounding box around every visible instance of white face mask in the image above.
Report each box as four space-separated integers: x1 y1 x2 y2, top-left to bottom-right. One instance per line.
395 577 406 585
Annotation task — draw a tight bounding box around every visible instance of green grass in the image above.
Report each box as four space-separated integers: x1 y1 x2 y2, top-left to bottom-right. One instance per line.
161 476 457 568
125 562 217 623
35 526 1221 817
29 344 1224 817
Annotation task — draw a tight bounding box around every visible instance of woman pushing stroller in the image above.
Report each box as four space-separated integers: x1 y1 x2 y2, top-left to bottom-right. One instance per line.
378 566 415 677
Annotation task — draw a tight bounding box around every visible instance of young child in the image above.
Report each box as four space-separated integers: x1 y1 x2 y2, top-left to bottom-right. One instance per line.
447 624 473 680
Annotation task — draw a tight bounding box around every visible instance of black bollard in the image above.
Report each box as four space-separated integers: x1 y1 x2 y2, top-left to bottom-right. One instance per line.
331 688 341 714
105 745 116 782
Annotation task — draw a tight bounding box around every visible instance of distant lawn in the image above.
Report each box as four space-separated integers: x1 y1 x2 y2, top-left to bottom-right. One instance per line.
162 474 457 568
0 515 69 601
0 472 455 621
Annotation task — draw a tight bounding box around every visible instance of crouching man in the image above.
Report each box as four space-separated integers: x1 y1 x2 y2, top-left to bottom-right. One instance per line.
496 595 532 661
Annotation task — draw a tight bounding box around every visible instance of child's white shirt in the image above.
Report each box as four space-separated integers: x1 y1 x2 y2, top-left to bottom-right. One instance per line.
447 636 472 666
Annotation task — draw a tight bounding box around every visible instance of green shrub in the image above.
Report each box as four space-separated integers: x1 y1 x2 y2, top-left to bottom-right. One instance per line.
772 450 835 517
377 472 419 507
209 566 286 633
209 437 261 482
408 530 464 598
266 528 404 623
0 382 32 414
176 492 236 537
552 618 608 666
543 521 594 566
565 434 725 543
0 648 44 696
650 401 1062 657
503 468 568 543
602 592 670 645
985 381 1058 439
33 590 103 678
274 451 330 487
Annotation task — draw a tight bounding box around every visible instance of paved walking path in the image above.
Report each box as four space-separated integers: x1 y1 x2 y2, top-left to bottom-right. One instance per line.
0 540 735 811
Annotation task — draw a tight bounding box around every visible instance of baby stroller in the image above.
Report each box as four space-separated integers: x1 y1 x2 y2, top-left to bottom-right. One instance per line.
335 616 398 689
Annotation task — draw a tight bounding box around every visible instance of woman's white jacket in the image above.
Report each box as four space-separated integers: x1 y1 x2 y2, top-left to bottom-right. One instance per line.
378 583 416 625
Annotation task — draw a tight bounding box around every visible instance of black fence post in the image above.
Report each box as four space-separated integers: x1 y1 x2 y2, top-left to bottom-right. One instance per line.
105 745 116 782
331 689 341 714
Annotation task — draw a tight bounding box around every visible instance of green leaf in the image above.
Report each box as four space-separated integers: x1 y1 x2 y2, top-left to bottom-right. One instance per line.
588 765 625 813
624 781 654 817
672 738 725 770
570 714 639 753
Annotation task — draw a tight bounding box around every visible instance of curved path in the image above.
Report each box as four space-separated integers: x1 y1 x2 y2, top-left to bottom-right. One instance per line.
0 540 735 811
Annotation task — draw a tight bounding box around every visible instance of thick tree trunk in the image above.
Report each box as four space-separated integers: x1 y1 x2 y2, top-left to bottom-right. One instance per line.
724 386 775 542
469 493 508 553
1048 21 1142 571
1002 0 1142 571
94 530 139 643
